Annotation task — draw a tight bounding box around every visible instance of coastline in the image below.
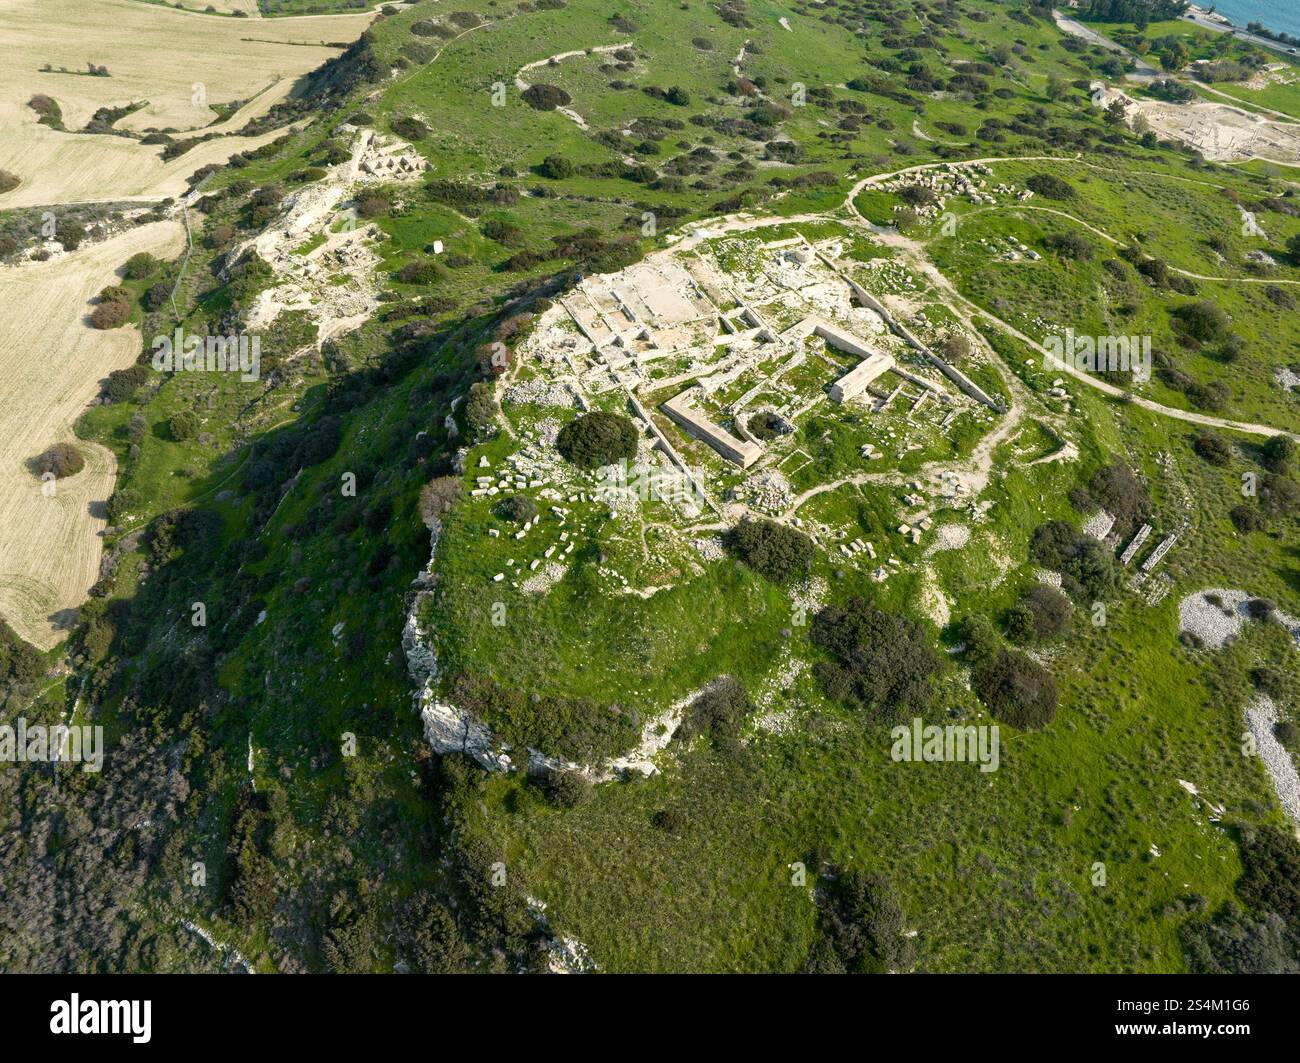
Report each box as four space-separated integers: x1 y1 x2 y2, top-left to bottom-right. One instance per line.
1184 3 1300 47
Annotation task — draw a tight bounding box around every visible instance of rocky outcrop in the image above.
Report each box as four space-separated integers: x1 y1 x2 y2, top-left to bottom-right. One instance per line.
401 507 713 778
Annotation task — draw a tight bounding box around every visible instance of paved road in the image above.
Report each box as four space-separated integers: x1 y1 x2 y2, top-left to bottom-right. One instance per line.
1182 10 1300 58
1053 12 1161 78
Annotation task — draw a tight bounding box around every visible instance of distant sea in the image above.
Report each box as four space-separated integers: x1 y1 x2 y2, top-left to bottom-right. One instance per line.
1202 1 1300 40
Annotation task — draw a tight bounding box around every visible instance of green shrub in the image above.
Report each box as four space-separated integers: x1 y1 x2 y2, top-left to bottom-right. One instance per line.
465 381 497 433
1007 584 1072 642
725 518 814 585
0 620 44 685
680 677 752 743
522 84 571 110
539 769 594 808
122 252 160 280
1026 173 1075 200
105 364 151 402
540 154 575 179
143 282 172 311
811 599 941 723
810 870 913 974
170 411 200 441
497 494 537 523
1194 432 1232 466
1262 435 1296 473
973 648 1057 730
391 115 429 140
555 411 637 469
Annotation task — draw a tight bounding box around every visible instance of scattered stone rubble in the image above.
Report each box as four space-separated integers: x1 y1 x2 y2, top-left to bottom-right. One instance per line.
1177 588 1300 650
1245 696 1300 825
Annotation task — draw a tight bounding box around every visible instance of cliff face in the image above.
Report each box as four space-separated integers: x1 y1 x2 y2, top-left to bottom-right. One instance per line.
402 506 718 780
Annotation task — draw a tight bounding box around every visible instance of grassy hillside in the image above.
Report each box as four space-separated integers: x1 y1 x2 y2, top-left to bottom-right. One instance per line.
2 0 1299 975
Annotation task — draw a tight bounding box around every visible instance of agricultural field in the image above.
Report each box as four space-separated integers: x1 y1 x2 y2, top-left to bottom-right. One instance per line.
0 219 184 648
0 0 376 205
1 0 1300 995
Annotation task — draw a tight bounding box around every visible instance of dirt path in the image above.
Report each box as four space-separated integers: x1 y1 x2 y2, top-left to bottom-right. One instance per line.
841 158 1300 439
961 203 1300 285
1194 79 1300 124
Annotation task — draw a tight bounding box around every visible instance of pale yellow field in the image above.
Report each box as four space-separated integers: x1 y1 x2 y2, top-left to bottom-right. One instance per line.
0 220 185 650
0 0 375 131
0 0 375 648
158 0 261 14
0 0 376 206
0 100 310 207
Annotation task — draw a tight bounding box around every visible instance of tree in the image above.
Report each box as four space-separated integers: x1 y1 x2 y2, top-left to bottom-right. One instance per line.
391 116 429 140
420 476 463 524
1007 584 1073 642
811 598 941 723
681 677 752 744
1174 300 1230 343
813 871 914 974
1044 230 1094 261
464 381 498 433
539 769 594 808
1261 474 1300 517
56 219 86 251
1026 173 1075 200
122 252 160 280
973 648 1057 730
105 364 151 402
355 190 390 218
939 332 972 363
169 411 200 441
540 154 574 179
0 619 44 685
1287 233 1300 265
555 411 638 468
957 613 1000 665
522 84 571 110
33 442 85 479
898 184 937 207
143 282 171 311
1046 75 1068 101
1080 461 1151 539
1182 903 1298 974
90 300 131 329
1161 40 1190 72
1262 435 1296 473
1194 432 1232 466
726 518 815 585
1231 502 1265 533
402 896 467 973
1237 826 1300 929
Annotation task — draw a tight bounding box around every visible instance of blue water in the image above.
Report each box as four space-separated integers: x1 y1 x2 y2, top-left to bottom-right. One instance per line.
1204 1 1300 40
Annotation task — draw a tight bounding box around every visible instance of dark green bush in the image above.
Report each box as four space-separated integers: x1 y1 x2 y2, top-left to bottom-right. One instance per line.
555 411 637 469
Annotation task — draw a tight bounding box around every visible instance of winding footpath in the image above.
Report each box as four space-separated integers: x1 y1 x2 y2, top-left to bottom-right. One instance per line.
840 159 1300 440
